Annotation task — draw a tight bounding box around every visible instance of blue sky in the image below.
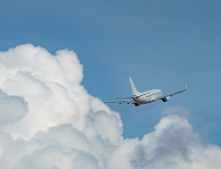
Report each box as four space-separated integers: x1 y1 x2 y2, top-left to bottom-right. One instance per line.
0 0 221 145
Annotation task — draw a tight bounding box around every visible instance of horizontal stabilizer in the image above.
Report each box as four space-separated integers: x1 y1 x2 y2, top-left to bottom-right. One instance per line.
105 100 136 104
116 97 133 99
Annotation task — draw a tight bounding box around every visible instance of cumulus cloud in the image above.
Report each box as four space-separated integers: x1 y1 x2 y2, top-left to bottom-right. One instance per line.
0 44 220 169
0 89 28 127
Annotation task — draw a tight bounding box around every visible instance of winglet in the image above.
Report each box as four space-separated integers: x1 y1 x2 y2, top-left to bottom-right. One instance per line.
185 83 187 90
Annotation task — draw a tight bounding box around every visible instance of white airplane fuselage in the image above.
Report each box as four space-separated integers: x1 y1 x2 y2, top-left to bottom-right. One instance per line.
133 89 163 104
105 77 186 106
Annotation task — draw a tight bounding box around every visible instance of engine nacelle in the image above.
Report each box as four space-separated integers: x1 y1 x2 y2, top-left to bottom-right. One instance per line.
162 96 170 102
134 103 140 107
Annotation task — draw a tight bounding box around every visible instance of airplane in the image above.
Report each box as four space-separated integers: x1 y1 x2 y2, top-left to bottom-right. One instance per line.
105 77 187 106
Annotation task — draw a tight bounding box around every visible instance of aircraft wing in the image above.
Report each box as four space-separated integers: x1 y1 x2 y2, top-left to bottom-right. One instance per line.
161 83 187 98
105 100 136 104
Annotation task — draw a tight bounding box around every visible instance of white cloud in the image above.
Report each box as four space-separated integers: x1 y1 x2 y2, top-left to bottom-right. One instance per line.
0 89 28 127
0 44 220 169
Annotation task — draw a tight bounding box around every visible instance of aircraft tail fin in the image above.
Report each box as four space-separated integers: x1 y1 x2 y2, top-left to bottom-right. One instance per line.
129 77 139 95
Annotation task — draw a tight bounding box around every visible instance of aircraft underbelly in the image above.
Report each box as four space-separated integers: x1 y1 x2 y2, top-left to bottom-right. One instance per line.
133 89 163 104
135 97 152 104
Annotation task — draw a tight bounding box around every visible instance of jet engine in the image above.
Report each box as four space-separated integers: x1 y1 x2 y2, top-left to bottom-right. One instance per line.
134 103 140 107
162 96 170 102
